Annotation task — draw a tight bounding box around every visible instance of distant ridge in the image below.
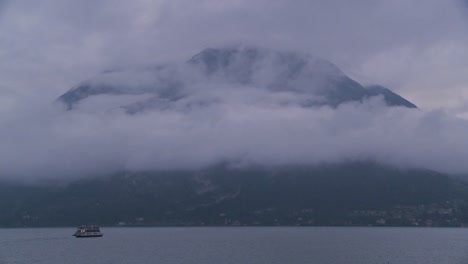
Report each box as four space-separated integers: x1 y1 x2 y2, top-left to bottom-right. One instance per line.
1 162 467 227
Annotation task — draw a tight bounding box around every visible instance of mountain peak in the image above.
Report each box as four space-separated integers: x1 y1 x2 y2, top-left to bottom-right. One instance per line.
188 46 342 82
57 46 417 111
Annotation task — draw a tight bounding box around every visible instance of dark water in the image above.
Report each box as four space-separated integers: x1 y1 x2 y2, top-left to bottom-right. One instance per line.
0 227 467 264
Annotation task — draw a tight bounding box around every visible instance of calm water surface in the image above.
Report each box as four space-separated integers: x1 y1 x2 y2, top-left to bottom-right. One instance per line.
0 227 467 264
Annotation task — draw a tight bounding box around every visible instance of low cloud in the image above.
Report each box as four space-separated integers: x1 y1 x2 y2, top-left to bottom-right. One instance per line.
1 66 468 179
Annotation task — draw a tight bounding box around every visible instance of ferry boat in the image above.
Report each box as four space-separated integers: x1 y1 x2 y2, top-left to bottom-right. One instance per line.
73 225 103 238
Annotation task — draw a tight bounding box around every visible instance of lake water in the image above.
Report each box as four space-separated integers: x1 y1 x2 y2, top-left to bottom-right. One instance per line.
0 227 467 264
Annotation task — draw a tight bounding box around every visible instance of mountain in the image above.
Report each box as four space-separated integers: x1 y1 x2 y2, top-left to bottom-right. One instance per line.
27 47 437 228
58 47 417 112
1 162 468 227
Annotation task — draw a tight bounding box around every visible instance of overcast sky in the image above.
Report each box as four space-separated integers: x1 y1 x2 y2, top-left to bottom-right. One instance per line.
1 0 468 178
1 0 468 110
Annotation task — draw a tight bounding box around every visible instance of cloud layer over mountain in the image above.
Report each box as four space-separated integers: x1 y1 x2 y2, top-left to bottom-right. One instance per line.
2 84 468 178
1 47 468 179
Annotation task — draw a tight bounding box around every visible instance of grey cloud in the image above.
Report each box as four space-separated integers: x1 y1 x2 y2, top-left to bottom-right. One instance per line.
1 0 468 179
2 89 468 179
